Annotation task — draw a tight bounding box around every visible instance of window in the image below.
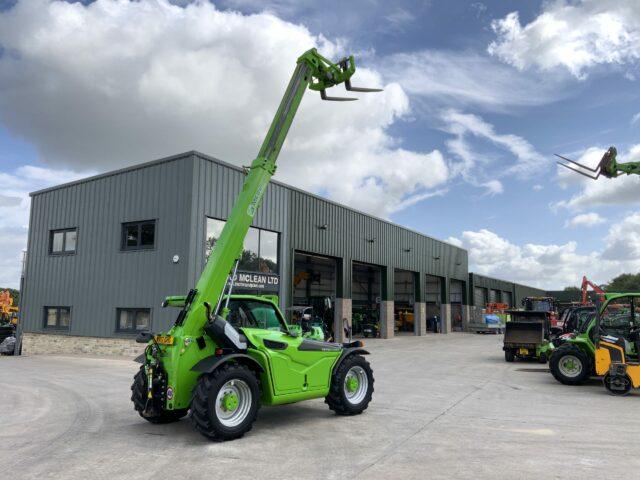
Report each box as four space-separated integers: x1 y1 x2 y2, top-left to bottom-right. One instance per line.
116 308 151 333
44 306 71 329
226 299 284 331
49 228 77 255
121 220 155 250
205 218 279 273
600 296 636 339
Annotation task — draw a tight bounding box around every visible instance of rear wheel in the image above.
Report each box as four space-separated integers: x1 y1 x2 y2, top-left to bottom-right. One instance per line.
325 355 374 415
504 349 515 362
603 373 632 396
549 345 591 385
190 363 260 441
131 366 187 424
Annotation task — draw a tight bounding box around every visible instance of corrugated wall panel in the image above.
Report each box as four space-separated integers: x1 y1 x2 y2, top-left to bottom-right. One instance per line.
287 190 467 300
22 155 194 337
469 273 545 307
187 154 291 308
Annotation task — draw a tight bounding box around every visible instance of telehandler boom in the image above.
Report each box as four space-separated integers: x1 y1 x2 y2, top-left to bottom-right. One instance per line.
556 146 640 180
132 49 381 440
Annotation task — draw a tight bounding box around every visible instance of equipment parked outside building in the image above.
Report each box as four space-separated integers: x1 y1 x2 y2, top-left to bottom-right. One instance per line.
132 49 380 440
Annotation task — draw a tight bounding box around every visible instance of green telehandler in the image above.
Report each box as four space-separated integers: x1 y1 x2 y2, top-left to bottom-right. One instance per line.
131 49 381 441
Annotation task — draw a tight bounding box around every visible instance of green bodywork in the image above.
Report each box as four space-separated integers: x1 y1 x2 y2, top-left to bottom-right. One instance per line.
598 147 640 178
140 49 374 411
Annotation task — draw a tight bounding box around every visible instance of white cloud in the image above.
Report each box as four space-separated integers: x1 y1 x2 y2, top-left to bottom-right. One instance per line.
602 213 640 260
481 180 503 196
384 50 566 110
451 223 640 289
632 112 640 125
0 164 90 288
532 184 543 191
565 212 605 228
440 109 546 192
0 0 448 219
554 144 640 209
488 1 640 79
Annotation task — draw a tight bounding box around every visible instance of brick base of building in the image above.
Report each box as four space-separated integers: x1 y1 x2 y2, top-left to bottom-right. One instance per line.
21 332 145 357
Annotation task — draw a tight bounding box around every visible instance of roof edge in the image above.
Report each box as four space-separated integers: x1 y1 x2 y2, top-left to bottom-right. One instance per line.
29 149 467 253
29 151 201 197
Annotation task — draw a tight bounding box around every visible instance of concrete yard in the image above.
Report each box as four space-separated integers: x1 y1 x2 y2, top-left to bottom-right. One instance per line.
1 333 638 480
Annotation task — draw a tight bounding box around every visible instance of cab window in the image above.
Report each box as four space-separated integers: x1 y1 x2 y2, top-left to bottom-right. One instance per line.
226 299 284 331
600 296 636 338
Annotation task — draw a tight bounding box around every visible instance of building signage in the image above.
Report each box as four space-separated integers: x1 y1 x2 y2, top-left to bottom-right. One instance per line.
232 271 280 293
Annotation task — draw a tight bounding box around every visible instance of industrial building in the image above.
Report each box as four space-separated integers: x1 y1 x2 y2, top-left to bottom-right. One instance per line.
19 151 543 355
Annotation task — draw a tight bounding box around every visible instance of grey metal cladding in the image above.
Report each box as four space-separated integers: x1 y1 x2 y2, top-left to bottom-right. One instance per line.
22 155 194 337
23 149 469 338
469 273 546 306
287 190 468 286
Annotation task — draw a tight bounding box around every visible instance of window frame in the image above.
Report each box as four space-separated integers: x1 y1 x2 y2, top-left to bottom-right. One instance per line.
205 216 280 274
49 228 78 256
120 220 156 251
226 298 286 331
43 306 71 330
115 307 152 334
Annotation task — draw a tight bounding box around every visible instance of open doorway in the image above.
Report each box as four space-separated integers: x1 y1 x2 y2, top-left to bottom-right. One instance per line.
352 262 381 338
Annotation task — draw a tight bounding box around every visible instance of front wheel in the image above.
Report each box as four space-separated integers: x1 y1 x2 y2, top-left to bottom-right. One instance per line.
190 363 260 441
549 345 591 385
131 366 188 424
325 355 374 415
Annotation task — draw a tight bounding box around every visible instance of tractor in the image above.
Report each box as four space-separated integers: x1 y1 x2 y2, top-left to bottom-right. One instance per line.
131 49 381 440
503 296 559 362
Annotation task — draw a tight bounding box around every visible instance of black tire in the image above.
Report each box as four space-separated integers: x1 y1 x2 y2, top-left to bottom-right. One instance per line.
190 363 260 441
538 353 548 364
325 354 374 415
603 373 632 396
549 344 591 385
504 349 515 362
131 366 188 424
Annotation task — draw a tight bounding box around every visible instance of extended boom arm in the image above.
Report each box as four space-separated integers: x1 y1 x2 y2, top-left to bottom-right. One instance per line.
556 146 640 180
171 49 381 336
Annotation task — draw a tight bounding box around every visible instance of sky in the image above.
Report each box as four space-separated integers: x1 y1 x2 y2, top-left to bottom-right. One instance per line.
0 0 639 290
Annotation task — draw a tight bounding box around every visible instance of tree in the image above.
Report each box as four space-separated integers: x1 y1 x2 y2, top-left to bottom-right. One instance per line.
605 273 640 293
563 286 580 292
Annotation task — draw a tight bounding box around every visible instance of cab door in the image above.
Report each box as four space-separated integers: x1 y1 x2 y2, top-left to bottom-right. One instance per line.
227 298 339 395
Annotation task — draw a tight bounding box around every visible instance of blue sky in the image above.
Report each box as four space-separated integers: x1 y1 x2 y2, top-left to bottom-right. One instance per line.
1 0 639 289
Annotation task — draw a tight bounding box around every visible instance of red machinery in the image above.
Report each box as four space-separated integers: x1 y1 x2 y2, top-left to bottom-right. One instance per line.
581 276 605 305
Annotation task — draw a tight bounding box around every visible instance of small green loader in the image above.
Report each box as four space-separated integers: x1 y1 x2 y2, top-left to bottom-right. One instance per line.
131 49 381 441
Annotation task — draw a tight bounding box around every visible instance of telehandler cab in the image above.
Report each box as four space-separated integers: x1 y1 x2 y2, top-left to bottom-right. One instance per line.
131 49 381 440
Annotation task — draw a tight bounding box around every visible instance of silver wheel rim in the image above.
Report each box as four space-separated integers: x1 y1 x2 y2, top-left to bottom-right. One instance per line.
559 355 582 378
344 366 368 405
214 379 252 427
